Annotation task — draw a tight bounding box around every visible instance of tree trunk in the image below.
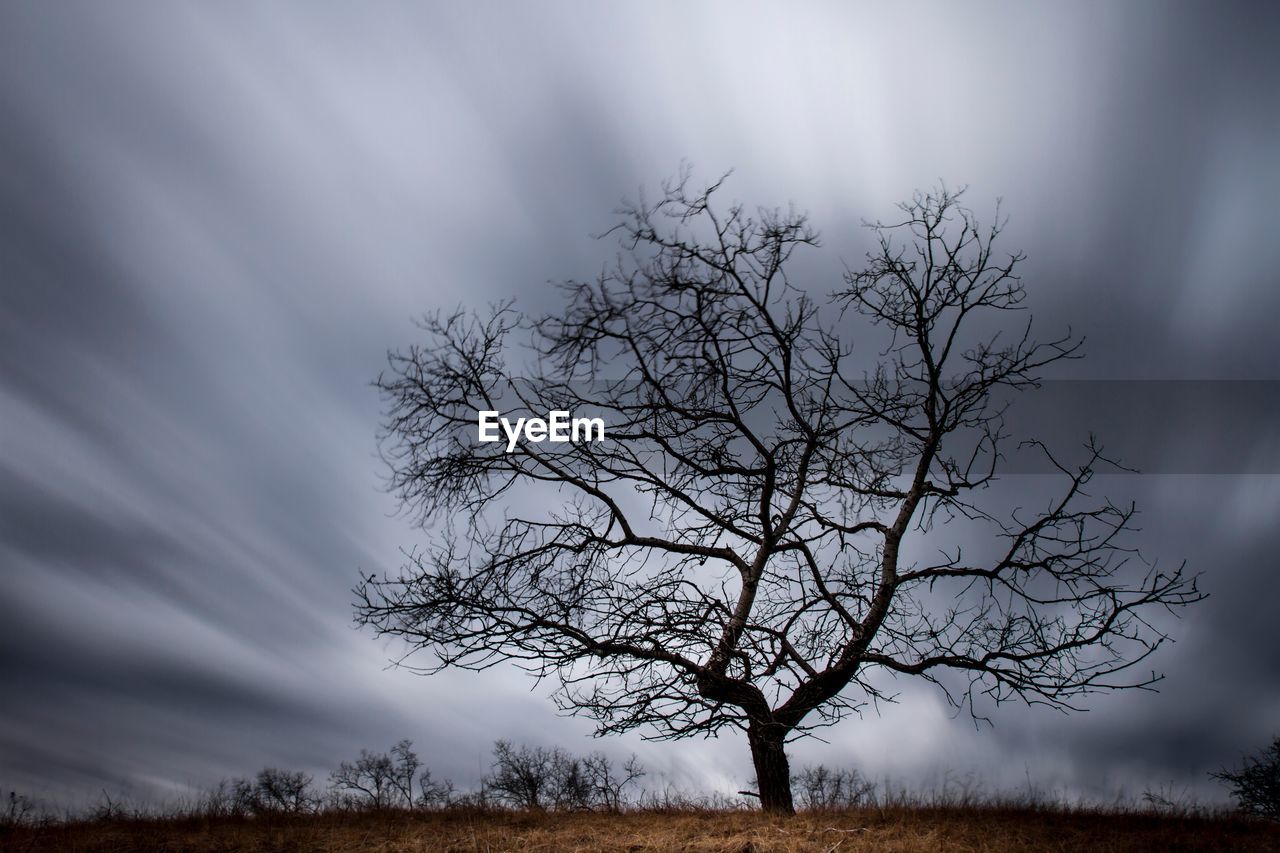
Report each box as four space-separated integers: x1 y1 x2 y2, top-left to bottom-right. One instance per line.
748 722 794 815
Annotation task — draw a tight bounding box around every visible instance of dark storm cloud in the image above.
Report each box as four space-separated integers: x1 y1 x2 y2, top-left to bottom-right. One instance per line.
1 1 1278 806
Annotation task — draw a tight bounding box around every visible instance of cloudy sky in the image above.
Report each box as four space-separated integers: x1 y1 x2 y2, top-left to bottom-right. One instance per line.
2 2 1278 807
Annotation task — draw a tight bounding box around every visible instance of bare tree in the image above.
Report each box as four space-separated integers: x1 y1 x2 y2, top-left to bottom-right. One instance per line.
794 765 876 810
251 768 314 814
550 752 593 811
1213 736 1280 819
582 752 646 812
388 739 420 808
482 740 644 811
359 171 1202 814
204 769 315 817
329 741 420 810
416 768 455 809
484 740 559 810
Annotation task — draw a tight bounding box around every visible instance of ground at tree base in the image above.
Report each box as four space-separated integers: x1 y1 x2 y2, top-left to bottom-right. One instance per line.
5 807 1279 852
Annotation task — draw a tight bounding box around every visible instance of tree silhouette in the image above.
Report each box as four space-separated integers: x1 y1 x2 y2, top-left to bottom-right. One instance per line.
1213 736 1280 819
482 740 646 811
329 740 421 810
358 171 1202 814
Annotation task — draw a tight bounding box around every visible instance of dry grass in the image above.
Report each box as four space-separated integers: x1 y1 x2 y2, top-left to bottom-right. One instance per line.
4 806 1279 853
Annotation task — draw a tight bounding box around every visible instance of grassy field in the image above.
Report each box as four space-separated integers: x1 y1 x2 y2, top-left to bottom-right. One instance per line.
4 806 1279 852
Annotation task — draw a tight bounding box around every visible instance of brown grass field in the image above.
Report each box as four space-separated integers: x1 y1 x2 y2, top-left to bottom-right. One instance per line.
4 807 1279 853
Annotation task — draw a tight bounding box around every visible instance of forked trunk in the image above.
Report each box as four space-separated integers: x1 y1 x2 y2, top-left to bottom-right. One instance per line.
748 722 794 815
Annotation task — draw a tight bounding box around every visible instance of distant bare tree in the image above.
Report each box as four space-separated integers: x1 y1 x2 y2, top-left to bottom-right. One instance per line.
330 750 394 809
794 765 876 810
482 740 643 811
484 740 558 810
582 752 646 812
251 768 314 814
330 741 421 809
388 739 420 807
360 170 1203 813
550 752 593 811
416 768 455 809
